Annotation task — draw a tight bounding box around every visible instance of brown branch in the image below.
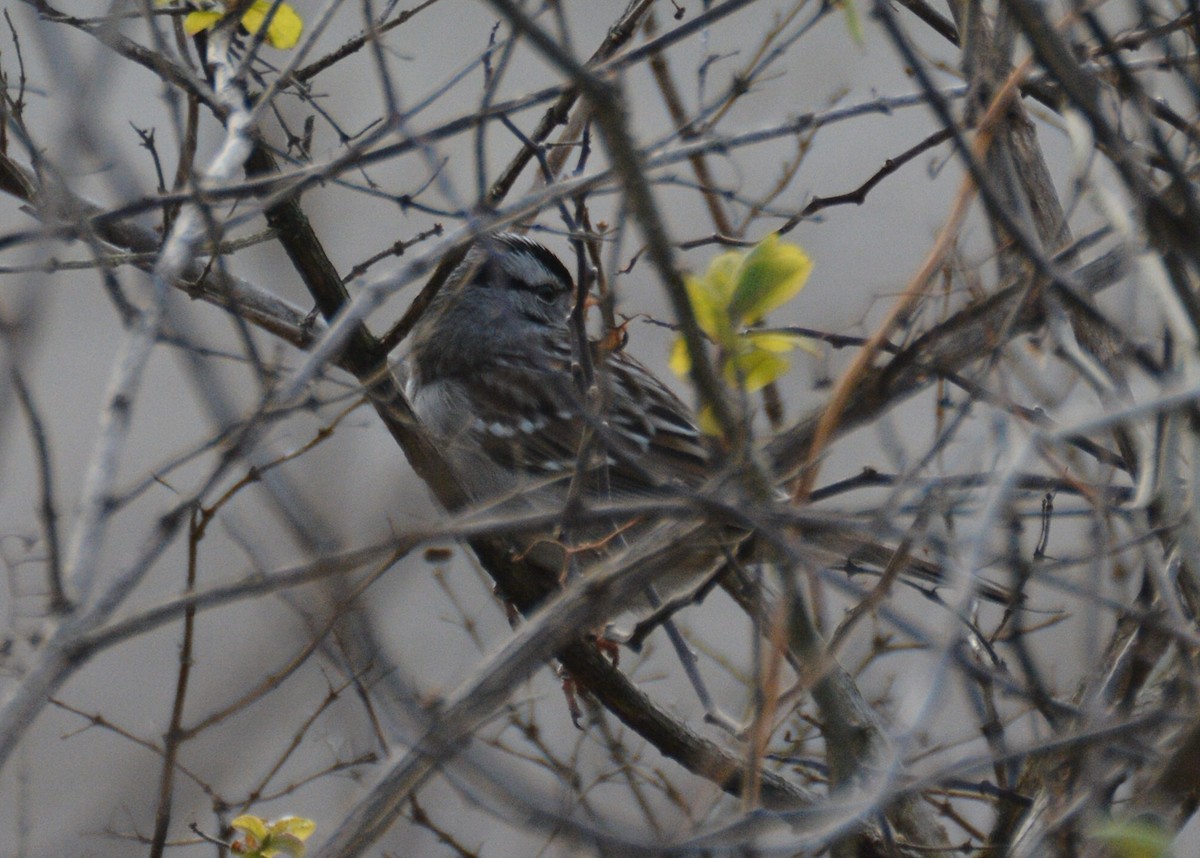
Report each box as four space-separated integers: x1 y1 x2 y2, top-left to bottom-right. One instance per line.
895 0 961 44
790 158 979 500
0 152 320 350
247 109 810 858
644 12 734 236
147 509 202 858
785 127 954 225
290 0 444 83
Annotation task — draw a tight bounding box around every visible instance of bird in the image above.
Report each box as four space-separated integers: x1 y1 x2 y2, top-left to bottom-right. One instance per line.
403 233 1014 611
405 233 711 514
402 231 742 621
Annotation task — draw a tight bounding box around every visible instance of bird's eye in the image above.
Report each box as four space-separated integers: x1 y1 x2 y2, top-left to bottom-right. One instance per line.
532 281 559 303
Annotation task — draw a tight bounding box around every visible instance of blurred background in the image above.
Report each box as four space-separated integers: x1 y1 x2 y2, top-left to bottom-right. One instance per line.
0 0 1193 855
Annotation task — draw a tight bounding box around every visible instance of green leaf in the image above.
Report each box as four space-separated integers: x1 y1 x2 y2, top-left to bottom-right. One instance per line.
672 235 816 410
727 234 813 325
684 273 726 342
269 817 316 842
743 330 819 355
695 403 722 436
261 833 308 858
232 816 269 844
668 335 693 377
702 250 743 305
1090 819 1172 858
839 0 864 46
728 347 791 392
231 815 315 857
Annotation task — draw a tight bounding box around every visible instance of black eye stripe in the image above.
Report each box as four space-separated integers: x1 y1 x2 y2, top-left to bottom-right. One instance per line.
525 280 562 302
495 267 565 301
472 265 563 298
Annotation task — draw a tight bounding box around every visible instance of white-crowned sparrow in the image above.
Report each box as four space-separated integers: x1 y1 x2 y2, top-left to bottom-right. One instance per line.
404 234 1015 609
406 233 709 516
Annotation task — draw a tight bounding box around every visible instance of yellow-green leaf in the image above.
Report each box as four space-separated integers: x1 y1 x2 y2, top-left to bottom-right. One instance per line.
684 274 729 342
728 235 813 325
269 817 316 842
695 403 722 436
839 0 864 46
669 336 693 377
242 1 304 49
1090 818 1172 858
728 348 791 392
673 236 815 415
706 250 742 298
744 330 820 355
261 833 308 858
183 10 224 35
232 816 269 843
